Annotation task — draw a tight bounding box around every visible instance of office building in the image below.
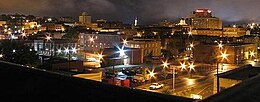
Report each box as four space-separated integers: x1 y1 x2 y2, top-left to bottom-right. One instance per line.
223 26 246 37
79 32 121 52
79 12 91 26
190 9 223 36
193 43 257 64
126 39 161 57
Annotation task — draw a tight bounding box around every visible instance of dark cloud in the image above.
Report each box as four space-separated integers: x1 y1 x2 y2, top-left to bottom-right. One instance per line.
0 0 259 24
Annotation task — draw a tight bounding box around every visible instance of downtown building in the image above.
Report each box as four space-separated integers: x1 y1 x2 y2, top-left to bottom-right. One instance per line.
193 42 257 64
190 9 223 36
78 32 121 53
125 38 161 57
79 12 91 27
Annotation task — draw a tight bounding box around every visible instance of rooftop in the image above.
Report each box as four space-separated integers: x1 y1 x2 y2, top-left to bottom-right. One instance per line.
218 64 260 80
203 72 260 102
0 61 194 102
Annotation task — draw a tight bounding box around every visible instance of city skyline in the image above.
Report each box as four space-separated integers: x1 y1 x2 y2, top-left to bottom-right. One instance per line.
0 0 260 24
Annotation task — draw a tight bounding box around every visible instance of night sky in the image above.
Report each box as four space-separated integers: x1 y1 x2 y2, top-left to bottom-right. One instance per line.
0 0 260 24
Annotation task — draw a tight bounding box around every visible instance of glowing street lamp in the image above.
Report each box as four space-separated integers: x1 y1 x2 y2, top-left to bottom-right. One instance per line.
64 47 70 54
46 35 52 42
188 62 195 78
218 43 223 49
97 53 103 59
123 39 128 45
190 43 194 48
180 62 186 71
188 32 192 36
57 48 62 54
117 45 126 57
21 33 26 37
71 47 77 54
148 68 156 83
221 51 228 60
188 62 195 71
250 51 255 58
250 26 254 29
11 34 16 39
89 37 94 42
162 60 169 68
0 54 3 58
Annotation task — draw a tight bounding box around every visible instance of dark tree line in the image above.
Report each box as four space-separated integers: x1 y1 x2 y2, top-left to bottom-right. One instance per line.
0 40 40 67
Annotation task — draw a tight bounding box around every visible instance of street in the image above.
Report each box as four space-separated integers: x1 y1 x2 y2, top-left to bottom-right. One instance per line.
135 66 215 100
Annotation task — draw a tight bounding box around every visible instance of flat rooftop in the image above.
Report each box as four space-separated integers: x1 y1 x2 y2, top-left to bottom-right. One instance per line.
0 61 193 102
218 64 260 80
203 73 260 102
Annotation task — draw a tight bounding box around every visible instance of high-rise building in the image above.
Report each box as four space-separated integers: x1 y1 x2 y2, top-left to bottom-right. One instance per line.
79 12 91 26
191 9 222 30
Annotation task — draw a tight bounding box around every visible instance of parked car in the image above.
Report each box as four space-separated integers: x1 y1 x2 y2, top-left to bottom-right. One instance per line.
149 83 164 90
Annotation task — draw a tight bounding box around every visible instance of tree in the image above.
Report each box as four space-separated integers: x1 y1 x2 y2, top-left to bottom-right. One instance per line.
62 26 87 40
0 40 40 67
62 27 78 40
161 68 168 81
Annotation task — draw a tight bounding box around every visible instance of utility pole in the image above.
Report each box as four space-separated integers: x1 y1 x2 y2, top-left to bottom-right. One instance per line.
172 66 175 92
216 62 219 93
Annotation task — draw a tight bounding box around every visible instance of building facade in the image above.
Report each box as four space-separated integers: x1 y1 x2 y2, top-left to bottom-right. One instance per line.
191 9 222 30
194 43 257 64
79 12 91 26
126 39 161 57
190 9 223 36
79 32 121 52
223 26 246 37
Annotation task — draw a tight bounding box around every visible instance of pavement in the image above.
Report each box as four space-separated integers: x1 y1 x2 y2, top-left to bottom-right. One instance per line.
135 71 215 100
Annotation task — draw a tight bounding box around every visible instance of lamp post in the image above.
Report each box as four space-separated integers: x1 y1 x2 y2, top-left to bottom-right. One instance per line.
163 60 175 92
188 62 195 78
64 47 70 71
148 69 155 84
0 54 3 59
171 65 175 92
46 35 53 70
215 41 228 93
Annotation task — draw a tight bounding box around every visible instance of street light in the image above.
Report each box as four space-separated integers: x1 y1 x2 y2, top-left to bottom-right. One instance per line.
12 49 16 53
188 32 192 36
188 62 195 78
180 62 186 71
117 45 128 65
46 34 54 70
57 48 62 54
0 54 3 59
218 43 223 49
162 60 176 92
220 51 228 61
250 51 255 58
148 68 156 83
89 36 94 42
215 49 229 93
46 35 52 42
123 39 128 45
162 60 169 68
189 43 194 48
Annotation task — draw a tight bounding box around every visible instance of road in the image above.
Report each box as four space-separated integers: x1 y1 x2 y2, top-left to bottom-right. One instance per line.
135 69 215 99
